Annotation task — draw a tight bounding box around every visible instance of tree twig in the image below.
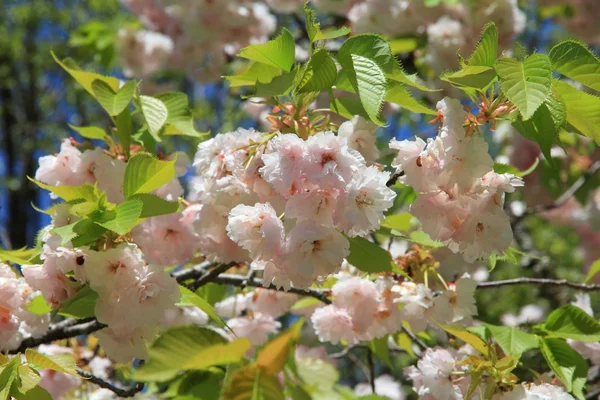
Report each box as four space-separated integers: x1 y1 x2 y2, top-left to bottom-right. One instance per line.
187 262 239 291
78 369 144 398
386 170 404 187
477 278 600 291
367 347 376 394
401 325 428 350
209 274 332 304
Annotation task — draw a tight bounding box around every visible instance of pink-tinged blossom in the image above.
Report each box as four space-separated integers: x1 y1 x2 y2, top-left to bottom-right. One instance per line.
35 139 83 188
355 374 405 400
390 98 522 261
405 348 465 400
431 275 477 326
260 133 308 198
162 306 209 328
22 257 80 309
132 208 200 266
392 281 435 333
285 188 337 226
84 244 145 296
248 289 299 319
38 344 81 399
226 202 285 260
338 116 380 165
194 204 250 263
311 305 362 345
215 293 251 319
335 166 396 236
95 327 154 363
227 312 281 346
332 277 380 333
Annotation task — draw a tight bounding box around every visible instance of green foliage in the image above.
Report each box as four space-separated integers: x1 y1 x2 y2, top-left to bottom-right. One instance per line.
0 357 19 400
135 326 251 382
346 236 393 273
0 247 40 265
56 285 98 319
26 295 52 316
222 365 285 400
130 193 180 218
51 51 120 96
68 124 107 140
92 198 143 235
549 40 600 91
369 336 393 368
155 92 207 138
584 259 600 283
122 153 177 198
380 212 413 232
542 305 600 342
385 82 436 115
484 324 539 355
496 54 553 120
296 49 337 94
25 349 78 376
29 178 99 202
238 28 295 72
441 66 497 91
304 4 350 43
139 95 169 141
552 79 600 144
468 23 499 67
15 365 41 394
439 325 489 356
177 286 228 329
540 338 587 399
257 319 303 376
92 79 137 116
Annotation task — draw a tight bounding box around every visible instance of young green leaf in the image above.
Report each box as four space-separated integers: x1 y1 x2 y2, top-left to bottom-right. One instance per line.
385 82 436 115
539 338 587 399
134 326 251 382
296 49 337 94
178 286 228 329
57 285 98 319
495 54 553 120
257 319 304 375
139 95 168 141
440 66 497 90
346 236 392 273
543 305 600 342
68 124 107 140
28 178 98 202
16 365 41 394
130 193 180 218
513 102 562 168
222 365 285 400
552 79 600 144
380 212 413 232
584 259 600 283
25 349 78 376
483 324 539 355
0 357 19 400
115 107 133 156
224 62 283 87
255 69 298 97
439 325 489 356
468 22 498 67
91 79 137 116
369 336 393 369
549 40 600 91
304 4 351 42
51 52 120 97
92 199 143 236
26 294 52 316
122 152 177 198
238 28 295 72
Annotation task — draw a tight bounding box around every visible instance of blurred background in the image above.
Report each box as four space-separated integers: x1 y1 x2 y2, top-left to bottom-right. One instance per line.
1 0 599 331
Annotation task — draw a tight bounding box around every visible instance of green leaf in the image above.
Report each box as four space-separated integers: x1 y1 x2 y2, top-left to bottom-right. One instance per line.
380 212 413 232
338 34 395 74
540 338 587 399
290 297 321 311
385 82 436 115
408 231 444 248
139 95 168 141
441 66 497 90
195 283 228 306
439 325 489 356
16 365 40 394
331 95 371 122
468 22 498 67
389 37 421 54
584 259 600 283
549 40 600 91
115 107 133 156
513 102 562 167
178 286 228 329
0 247 39 265
257 319 303 376
25 349 77 376
296 357 339 393
484 324 539 355
346 236 392 273
123 152 177 198
304 5 350 42
11 386 52 400
222 365 285 400
496 54 553 120
51 219 107 247
130 193 180 218
544 305 600 342
339 54 386 125
224 62 284 87
238 28 295 72
92 79 137 116
368 336 392 369
29 178 98 202
0 357 19 400
92 199 143 235
134 326 251 382
552 79 600 144
154 92 206 138
57 285 98 319
51 52 120 97
68 124 107 140
254 69 297 97
296 50 337 94
26 294 52 316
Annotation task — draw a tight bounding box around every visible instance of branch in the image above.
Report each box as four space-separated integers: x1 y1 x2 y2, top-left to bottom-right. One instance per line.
171 260 218 282
9 319 106 354
386 170 404 187
401 325 428 350
477 278 600 291
188 262 239 291
513 160 600 224
78 369 144 398
208 274 332 304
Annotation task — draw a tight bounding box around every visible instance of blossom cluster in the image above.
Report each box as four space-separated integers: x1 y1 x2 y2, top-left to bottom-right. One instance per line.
312 274 477 344
190 118 394 289
390 98 523 261
118 0 277 81
0 263 50 349
405 347 575 400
